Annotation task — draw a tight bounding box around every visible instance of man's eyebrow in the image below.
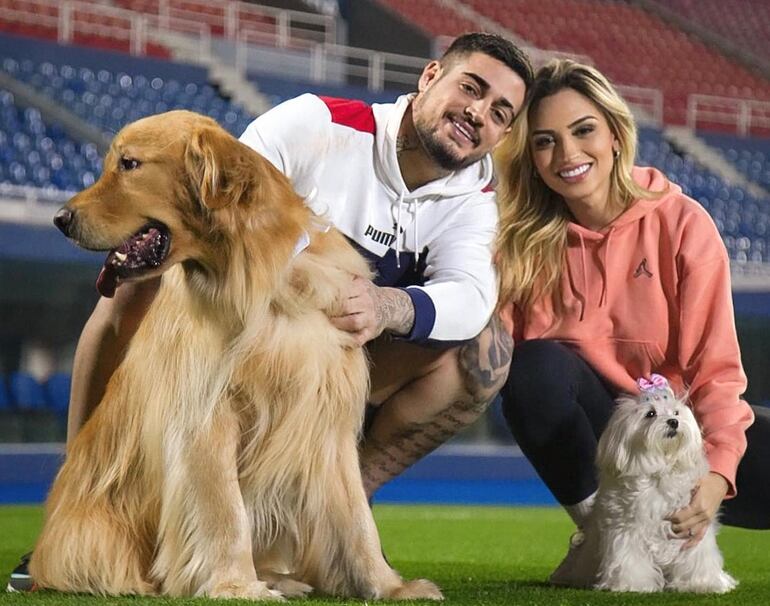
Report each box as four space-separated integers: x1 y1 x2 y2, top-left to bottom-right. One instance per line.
464 72 490 92
463 72 516 112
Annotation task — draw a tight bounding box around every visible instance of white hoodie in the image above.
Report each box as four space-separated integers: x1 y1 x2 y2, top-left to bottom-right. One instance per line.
239 93 498 343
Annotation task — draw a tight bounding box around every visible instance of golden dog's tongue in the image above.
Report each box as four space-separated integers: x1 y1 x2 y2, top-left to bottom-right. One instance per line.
96 264 118 298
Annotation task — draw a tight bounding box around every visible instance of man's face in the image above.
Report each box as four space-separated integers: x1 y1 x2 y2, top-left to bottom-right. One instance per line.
411 51 528 171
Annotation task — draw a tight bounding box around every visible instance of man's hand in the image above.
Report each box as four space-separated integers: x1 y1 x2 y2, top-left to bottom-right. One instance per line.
329 276 415 345
668 472 729 549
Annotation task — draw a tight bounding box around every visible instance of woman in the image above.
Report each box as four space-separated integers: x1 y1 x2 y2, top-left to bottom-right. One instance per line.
494 59 769 560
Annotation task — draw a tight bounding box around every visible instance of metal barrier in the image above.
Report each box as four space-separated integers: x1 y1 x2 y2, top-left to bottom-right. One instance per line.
0 0 335 55
688 94 770 136
617 84 664 127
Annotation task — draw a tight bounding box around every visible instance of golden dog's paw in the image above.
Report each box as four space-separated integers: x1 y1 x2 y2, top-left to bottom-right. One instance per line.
208 579 285 601
388 579 444 601
268 578 314 598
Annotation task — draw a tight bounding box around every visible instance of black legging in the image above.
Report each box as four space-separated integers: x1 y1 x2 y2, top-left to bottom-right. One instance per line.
501 339 770 529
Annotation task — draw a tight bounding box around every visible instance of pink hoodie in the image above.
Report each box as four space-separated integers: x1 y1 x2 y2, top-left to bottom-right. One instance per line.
500 166 754 496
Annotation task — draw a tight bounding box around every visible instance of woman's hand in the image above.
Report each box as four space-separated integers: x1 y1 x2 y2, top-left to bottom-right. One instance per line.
667 472 728 549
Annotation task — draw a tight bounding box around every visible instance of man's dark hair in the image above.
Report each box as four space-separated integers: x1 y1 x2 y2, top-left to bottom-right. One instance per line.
441 32 534 90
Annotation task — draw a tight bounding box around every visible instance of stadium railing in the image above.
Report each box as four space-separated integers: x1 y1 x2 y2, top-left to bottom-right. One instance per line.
0 0 335 56
687 95 770 138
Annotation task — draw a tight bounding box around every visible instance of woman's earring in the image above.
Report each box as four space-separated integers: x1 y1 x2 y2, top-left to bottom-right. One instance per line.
613 148 620 159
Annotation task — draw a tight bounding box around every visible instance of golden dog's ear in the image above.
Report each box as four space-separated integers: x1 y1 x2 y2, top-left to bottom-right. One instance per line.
185 124 252 210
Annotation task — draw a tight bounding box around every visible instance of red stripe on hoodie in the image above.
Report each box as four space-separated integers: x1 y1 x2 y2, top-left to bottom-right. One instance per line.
319 96 376 135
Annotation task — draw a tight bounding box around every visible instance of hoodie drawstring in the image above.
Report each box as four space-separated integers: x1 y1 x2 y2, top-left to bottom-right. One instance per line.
573 228 614 322
395 191 404 268
599 228 614 308
394 193 422 268
413 203 420 266
578 232 588 322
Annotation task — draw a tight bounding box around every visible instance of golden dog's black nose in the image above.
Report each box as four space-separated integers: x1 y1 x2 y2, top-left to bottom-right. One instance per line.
54 207 74 235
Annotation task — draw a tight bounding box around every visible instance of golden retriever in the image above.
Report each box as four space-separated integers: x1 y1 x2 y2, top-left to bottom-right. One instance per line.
30 110 442 600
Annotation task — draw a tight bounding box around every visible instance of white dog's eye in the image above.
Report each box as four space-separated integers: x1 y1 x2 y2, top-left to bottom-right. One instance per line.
120 157 141 171
674 410 679 416
645 409 656 418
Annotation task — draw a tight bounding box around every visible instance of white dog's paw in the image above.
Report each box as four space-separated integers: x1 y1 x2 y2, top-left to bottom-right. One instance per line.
207 579 285 601
670 571 737 594
387 578 444 601
597 572 662 593
598 581 658 593
268 578 314 598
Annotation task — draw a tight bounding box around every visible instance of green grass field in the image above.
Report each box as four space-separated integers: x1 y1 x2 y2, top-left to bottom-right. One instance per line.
1 504 768 605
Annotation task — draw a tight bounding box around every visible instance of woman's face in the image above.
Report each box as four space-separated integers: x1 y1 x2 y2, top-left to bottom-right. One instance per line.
529 88 618 209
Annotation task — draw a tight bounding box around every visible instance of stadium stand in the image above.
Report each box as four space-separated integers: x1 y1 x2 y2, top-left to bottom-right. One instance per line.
376 0 770 126
699 132 770 191
656 0 770 63
0 0 172 58
247 72 396 106
0 34 254 139
0 89 100 193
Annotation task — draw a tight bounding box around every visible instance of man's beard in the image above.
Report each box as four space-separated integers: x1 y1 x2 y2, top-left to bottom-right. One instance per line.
413 117 481 172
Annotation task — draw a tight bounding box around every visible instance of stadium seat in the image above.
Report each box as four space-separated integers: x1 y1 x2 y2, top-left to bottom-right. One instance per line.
9 371 47 411
662 0 770 63
0 376 24 442
9 372 65 442
44 373 71 417
0 375 10 411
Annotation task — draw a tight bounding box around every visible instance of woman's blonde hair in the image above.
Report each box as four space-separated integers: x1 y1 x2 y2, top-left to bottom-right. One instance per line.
495 59 662 308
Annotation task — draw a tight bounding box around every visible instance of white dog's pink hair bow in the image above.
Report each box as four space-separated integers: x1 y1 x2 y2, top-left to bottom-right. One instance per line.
637 374 669 392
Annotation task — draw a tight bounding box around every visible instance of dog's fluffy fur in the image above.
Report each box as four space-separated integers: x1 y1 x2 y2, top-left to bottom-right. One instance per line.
30 110 442 600
550 385 736 593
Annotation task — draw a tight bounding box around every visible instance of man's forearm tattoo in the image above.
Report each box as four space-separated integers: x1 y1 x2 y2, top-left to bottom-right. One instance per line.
373 286 414 336
459 314 513 403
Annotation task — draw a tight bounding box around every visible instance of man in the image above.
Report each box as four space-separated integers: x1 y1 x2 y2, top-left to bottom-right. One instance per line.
8 32 531 591
237 32 531 495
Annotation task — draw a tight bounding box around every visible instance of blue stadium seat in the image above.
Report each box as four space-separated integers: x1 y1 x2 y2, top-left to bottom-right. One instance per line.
44 373 71 416
700 132 770 190
1 50 255 192
9 372 47 411
0 376 24 442
0 376 10 411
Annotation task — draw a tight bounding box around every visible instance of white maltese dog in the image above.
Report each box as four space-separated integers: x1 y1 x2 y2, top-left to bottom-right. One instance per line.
550 374 736 593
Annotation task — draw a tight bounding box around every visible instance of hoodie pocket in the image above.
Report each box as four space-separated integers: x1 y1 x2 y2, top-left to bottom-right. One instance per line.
617 339 666 378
